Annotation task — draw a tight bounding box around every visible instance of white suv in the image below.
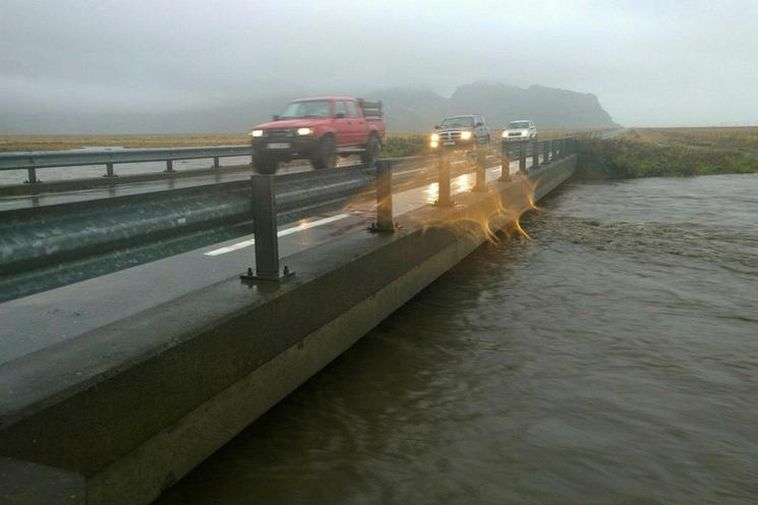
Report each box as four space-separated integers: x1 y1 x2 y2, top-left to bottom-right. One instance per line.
502 120 537 142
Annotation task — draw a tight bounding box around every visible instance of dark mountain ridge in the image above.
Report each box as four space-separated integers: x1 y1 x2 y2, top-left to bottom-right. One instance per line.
380 82 618 131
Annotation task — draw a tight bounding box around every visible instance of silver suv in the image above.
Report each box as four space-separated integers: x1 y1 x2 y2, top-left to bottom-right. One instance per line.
502 120 537 142
430 114 491 151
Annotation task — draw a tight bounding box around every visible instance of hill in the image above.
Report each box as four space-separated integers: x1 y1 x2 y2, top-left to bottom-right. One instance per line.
376 82 618 132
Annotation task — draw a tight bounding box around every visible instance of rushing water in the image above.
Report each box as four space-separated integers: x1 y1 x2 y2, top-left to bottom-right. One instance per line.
157 173 758 504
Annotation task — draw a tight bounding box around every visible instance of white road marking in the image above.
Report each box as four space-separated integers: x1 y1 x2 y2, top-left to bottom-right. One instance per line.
278 180 359 199
204 213 351 257
394 168 425 176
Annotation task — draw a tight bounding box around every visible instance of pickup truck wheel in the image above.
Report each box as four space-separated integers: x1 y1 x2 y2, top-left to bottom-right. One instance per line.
253 153 278 174
361 135 380 167
312 136 337 170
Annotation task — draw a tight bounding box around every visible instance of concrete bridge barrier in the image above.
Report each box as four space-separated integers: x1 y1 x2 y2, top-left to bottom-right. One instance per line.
0 154 576 504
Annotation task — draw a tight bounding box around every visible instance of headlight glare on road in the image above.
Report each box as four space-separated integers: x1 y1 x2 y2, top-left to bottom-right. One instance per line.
431 133 439 142
251 129 264 137
461 131 472 140
430 141 439 148
297 127 314 136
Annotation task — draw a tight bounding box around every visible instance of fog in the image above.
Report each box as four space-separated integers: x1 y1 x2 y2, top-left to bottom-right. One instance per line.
2 0 757 132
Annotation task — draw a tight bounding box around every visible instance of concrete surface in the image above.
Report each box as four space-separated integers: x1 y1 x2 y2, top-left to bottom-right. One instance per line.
0 458 85 504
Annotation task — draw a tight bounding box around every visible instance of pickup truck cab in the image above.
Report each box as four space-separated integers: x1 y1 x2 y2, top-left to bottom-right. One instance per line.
249 96 386 173
429 115 491 151
502 120 538 142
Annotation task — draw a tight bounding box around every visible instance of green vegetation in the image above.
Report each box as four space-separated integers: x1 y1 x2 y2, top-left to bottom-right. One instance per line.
381 133 428 158
578 128 758 179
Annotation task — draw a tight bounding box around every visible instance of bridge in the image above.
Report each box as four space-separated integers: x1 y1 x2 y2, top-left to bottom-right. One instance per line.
0 139 577 504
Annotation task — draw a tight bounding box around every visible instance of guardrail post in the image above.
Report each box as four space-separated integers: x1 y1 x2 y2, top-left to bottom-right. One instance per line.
519 144 527 174
371 159 395 232
213 157 220 169
473 149 487 192
543 141 552 165
25 168 40 184
499 143 511 181
241 174 293 283
436 153 452 207
104 163 117 178
532 140 540 169
165 160 174 173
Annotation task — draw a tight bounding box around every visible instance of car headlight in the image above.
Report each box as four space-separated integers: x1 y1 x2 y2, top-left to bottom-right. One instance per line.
501 131 508 138
250 129 264 137
460 131 472 140
522 131 527 136
297 127 314 136
431 133 440 142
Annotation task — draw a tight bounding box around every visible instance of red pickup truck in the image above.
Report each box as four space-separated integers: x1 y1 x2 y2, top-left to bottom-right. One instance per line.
249 96 386 173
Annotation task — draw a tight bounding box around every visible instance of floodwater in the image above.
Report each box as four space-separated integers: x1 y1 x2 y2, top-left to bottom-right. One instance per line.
156 173 758 504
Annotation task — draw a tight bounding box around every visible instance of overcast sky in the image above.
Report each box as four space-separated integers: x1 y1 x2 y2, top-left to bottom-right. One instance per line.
2 0 757 129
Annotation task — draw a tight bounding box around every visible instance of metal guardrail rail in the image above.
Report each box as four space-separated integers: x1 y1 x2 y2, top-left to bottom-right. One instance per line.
1 138 577 300
0 137 579 191
0 145 253 183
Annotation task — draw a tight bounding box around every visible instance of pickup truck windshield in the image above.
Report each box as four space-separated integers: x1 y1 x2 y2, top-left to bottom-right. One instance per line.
441 117 474 128
280 100 331 118
507 121 530 129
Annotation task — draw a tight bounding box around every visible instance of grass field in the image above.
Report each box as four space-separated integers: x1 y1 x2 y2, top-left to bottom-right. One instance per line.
0 128 606 154
0 134 251 152
578 127 758 178
626 127 758 151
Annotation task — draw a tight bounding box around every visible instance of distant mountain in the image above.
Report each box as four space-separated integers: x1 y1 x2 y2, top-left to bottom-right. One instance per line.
374 82 618 132
0 82 617 134
367 88 450 133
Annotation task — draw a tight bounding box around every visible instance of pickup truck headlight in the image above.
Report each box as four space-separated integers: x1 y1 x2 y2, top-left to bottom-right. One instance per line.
430 133 440 142
460 131 472 140
501 131 509 138
250 129 264 137
297 127 315 136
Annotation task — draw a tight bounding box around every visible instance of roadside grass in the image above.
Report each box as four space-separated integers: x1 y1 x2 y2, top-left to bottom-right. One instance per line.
628 127 758 151
380 128 606 158
578 127 758 179
0 134 250 152
1 127 612 158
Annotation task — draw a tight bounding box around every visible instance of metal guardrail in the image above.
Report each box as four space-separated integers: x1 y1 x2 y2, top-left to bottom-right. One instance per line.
0 137 580 187
0 145 253 183
1 138 577 290
245 138 577 282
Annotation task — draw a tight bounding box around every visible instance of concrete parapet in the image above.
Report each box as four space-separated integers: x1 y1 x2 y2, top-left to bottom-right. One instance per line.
0 458 85 504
